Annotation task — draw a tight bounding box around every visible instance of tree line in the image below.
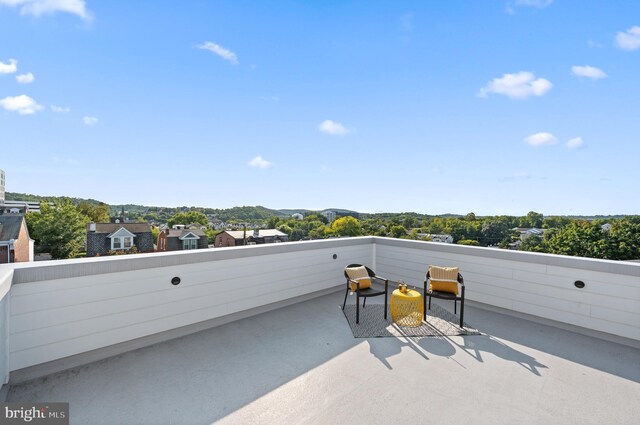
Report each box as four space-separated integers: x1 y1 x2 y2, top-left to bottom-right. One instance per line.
21 200 640 262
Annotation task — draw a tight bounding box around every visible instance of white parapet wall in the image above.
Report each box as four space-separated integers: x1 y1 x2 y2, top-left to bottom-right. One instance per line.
0 268 12 386
7 238 372 373
374 237 640 342
2 237 640 381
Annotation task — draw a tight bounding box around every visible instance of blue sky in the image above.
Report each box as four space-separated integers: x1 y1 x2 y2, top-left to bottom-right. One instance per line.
1 0 639 215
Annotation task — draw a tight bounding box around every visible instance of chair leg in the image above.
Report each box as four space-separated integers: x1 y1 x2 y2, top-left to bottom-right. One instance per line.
342 287 349 310
460 287 465 327
423 284 427 321
423 294 427 321
363 297 366 308
384 289 388 320
454 299 457 314
428 296 432 310
356 294 360 324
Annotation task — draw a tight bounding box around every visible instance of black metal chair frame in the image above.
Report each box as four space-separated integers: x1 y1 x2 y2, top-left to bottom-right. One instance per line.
342 263 389 324
423 270 465 327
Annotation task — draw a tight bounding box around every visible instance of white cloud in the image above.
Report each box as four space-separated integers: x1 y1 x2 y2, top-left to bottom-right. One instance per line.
0 0 91 20
0 58 17 74
571 65 607 80
0 94 43 114
51 104 70 113
515 0 554 7
566 137 585 149
478 71 552 99
248 155 272 169
15 72 34 83
319 119 350 136
615 26 640 51
197 41 239 65
83 116 98 125
524 132 557 147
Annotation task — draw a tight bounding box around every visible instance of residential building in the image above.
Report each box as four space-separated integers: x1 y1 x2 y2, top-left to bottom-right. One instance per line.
0 214 34 263
417 233 454 243
513 227 544 240
322 210 336 222
214 229 288 247
157 227 208 252
0 170 41 213
86 222 154 256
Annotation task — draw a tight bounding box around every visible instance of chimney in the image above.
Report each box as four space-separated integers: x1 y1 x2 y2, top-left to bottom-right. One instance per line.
89 222 96 232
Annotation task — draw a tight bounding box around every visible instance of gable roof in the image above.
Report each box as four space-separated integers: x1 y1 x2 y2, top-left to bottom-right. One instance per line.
88 222 152 234
165 229 206 238
0 215 25 241
107 227 137 239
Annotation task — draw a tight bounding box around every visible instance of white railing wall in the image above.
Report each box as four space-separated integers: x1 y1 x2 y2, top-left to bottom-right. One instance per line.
374 238 640 341
8 239 371 372
0 268 12 386
2 237 639 379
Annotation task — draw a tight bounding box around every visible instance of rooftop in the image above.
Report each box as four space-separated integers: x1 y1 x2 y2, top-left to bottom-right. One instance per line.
1 237 639 424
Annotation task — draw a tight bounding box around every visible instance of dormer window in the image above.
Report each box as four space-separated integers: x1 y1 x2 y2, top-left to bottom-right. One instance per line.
108 227 137 250
183 239 197 250
112 236 133 250
179 231 200 250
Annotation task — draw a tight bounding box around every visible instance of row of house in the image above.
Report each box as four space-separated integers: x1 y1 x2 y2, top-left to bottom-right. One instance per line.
85 222 288 256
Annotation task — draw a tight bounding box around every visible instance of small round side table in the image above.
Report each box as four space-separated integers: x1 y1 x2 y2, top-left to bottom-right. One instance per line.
390 288 424 327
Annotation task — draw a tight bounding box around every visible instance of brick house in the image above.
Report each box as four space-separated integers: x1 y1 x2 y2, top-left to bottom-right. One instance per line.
0 214 34 263
214 229 288 248
86 222 154 257
156 228 208 251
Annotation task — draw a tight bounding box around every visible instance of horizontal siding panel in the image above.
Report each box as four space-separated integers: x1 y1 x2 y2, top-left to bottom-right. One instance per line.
590 306 640 328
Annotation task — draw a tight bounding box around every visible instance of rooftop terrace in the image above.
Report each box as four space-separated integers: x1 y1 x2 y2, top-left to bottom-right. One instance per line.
1 237 639 424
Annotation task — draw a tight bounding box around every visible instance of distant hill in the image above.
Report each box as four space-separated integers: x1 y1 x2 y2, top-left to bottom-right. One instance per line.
5 192 104 205
5 192 629 221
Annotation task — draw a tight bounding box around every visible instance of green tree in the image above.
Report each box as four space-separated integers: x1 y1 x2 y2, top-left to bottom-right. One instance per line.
167 211 208 227
545 221 601 258
26 201 89 259
457 239 480 246
389 225 407 239
520 234 545 252
480 219 510 246
520 211 544 228
77 202 110 223
330 216 362 237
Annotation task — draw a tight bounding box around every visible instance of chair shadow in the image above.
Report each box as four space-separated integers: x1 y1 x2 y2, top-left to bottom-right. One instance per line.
451 334 547 375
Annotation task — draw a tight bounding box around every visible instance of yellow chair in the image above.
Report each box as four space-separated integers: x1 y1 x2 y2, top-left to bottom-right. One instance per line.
423 265 465 327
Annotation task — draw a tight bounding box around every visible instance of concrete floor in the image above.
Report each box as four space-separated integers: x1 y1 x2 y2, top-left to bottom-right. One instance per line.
8 291 640 425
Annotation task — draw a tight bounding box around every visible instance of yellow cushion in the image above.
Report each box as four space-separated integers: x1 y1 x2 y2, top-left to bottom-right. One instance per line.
345 266 372 291
429 266 459 295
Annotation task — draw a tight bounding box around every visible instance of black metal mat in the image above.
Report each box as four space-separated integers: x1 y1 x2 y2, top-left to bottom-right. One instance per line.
342 303 481 338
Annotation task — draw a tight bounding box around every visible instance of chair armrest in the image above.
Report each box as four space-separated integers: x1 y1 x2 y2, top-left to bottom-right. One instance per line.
347 278 361 291
372 275 389 288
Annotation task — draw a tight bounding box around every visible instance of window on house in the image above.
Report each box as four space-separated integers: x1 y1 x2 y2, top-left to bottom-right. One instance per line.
183 239 197 250
112 236 133 250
